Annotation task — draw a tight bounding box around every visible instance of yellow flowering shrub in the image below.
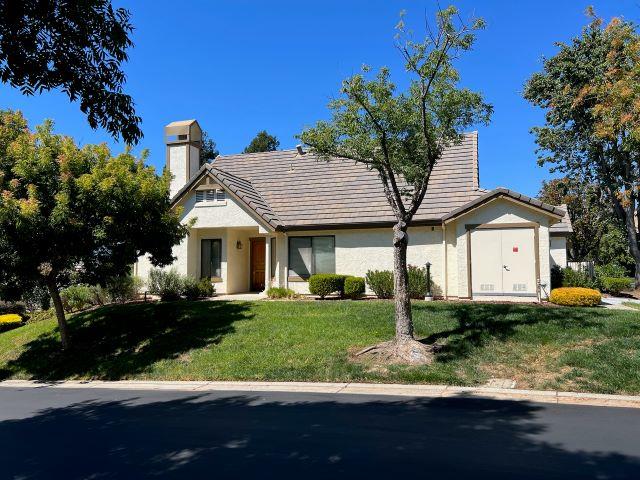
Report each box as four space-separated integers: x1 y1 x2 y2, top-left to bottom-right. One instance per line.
549 287 601 307
0 313 22 324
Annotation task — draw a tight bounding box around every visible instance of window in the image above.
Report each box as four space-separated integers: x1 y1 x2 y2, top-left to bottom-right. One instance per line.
288 236 335 279
201 239 222 279
270 237 277 279
195 189 225 204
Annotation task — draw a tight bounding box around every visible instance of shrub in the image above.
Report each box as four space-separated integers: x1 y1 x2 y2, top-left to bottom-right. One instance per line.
408 265 430 299
344 276 366 299
183 277 215 300
365 270 394 299
60 284 94 312
595 263 628 279
148 269 183 301
550 265 564 289
105 275 143 303
0 303 26 315
308 274 346 299
90 285 109 306
267 287 297 299
549 287 601 307
0 313 22 331
21 285 51 312
599 277 634 295
562 268 596 289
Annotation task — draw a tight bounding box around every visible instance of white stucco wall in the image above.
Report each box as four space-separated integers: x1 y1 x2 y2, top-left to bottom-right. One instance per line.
550 236 568 268
449 197 555 299
283 227 443 295
178 191 264 229
168 144 187 198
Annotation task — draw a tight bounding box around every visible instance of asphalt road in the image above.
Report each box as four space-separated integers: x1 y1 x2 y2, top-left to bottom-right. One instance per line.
1 386 640 479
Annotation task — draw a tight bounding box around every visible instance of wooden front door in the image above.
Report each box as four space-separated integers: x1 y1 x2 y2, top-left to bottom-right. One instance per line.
250 237 266 291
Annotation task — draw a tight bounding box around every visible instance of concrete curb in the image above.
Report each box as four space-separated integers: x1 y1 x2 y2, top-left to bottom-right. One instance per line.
2 380 640 408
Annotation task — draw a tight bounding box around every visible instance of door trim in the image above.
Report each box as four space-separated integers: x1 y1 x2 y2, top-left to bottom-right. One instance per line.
466 223 541 301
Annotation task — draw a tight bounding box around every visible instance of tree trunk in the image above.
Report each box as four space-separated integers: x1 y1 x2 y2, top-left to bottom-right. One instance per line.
46 277 71 350
622 209 640 288
393 221 413 342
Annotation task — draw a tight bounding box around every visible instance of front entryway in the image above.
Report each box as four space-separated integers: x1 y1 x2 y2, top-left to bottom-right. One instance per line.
470 227 538 298
250 237 266 291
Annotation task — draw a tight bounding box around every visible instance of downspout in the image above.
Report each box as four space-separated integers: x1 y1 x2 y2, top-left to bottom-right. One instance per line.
442 223 448 300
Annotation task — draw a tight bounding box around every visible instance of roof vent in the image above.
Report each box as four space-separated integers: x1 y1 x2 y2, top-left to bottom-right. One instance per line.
296 144 305 155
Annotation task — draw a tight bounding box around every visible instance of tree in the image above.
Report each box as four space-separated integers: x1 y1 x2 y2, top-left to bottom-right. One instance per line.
200 131 219 166
0 110 188 349
0 1 141 144
524 10 640 286
299 7 491 363
243 130 280 153
538 177 608 261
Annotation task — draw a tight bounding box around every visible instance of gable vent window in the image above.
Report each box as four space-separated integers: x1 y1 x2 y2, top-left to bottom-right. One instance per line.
196 189 225 204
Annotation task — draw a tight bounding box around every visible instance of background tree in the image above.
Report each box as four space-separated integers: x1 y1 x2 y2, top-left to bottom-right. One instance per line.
199 131 219 166
0 1 141 144
524 10 640 286
243 130 280 153
299 7 491 363
0 110 188 349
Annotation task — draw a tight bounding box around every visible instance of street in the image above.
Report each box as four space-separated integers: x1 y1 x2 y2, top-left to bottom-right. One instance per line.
1 386 639 479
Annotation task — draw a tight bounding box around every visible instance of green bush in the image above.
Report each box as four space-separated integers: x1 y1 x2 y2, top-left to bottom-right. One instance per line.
599 276 634 295
550 287 601 307
60 284 94 312
550 265 564 289
408 265 430 299
105 275 143 303
267 287 297 299
344 276 366 299
21 285 51 312
148 269 183 301
595 263 628 279
308 274 346 299
365 270 394 299
183 277 215 300
562 268 596 289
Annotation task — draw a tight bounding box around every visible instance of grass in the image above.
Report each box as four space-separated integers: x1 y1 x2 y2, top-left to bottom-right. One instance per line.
1 300 639 394
623 301 640 311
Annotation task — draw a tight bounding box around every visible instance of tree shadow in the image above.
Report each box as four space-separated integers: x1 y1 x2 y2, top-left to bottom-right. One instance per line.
415 303 605 363
0 300 252 380
1 389 638 479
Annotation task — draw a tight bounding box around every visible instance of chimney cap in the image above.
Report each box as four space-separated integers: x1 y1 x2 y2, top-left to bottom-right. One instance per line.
296 144 305 155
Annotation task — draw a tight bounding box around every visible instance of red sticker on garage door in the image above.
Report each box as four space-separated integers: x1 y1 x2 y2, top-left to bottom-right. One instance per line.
513 246 518 252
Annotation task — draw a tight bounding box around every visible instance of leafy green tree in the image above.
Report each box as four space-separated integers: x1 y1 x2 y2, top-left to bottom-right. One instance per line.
243 130 280 153
299 7 491 363
199 131 219 166
0 110 188 349
0 1 141 144
524 10 640 286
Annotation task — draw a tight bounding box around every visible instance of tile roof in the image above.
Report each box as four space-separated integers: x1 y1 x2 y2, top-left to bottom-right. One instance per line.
550 203 573 234
171 132 569 231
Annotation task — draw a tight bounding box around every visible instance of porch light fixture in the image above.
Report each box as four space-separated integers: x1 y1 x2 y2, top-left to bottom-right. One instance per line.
236 240 243 250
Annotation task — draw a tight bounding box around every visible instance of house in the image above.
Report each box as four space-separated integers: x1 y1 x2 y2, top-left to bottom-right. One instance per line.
135 120 572 301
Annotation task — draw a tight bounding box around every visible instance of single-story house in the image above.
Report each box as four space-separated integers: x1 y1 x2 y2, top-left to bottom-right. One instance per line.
135 119 572 301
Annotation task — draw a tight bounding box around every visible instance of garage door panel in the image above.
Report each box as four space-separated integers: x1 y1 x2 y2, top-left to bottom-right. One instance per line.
470 229 502 296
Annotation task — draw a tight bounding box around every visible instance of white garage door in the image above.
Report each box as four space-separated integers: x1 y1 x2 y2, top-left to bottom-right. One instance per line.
470 227 537 297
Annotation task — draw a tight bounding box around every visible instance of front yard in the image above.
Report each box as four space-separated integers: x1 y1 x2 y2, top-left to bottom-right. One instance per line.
1 300 639 394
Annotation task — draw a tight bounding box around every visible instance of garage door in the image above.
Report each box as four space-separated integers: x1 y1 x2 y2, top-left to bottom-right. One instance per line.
470 227 537 297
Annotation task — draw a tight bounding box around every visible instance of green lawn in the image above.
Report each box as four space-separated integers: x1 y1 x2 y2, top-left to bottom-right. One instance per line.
1 300 639 394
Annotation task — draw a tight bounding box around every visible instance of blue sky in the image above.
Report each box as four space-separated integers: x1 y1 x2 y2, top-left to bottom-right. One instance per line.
0 0 637 197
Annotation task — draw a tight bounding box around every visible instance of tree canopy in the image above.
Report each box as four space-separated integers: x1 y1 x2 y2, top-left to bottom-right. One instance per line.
0 1 141 144
243 130 280 153
524 9 640 284
0 110 188 348
299 7 491 363
199 131 219 166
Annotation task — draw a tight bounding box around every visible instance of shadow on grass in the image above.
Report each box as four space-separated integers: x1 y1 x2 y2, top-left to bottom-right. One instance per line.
0 300 252 380
1 390 639 479
414 302 604 363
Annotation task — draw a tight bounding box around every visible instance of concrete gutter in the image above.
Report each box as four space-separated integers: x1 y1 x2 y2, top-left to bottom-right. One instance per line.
2 380 640 409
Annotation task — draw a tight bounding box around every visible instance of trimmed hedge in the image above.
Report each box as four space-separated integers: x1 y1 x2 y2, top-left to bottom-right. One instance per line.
344 276 365 299
599 276 634 295
308 274 347 299
549 287 601 307
0 313 23 332
267 287 297 299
